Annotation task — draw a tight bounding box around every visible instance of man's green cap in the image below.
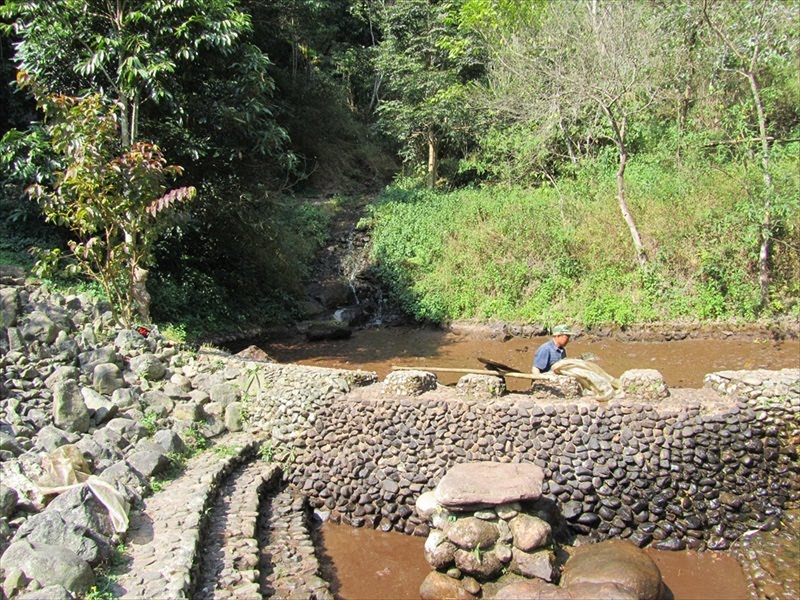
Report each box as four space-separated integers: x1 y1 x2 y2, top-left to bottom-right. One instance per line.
552 324 576 336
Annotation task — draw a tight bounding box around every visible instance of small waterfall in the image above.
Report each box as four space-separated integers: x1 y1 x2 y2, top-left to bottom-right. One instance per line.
340 229 371 305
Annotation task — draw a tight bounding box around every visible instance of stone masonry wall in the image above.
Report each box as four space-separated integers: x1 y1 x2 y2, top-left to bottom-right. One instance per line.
240 365 800 552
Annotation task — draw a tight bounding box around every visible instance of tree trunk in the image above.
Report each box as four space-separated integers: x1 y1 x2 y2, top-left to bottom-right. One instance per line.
427 130 439 188
747 71 773 307
604 109 647 268
616 149 647 268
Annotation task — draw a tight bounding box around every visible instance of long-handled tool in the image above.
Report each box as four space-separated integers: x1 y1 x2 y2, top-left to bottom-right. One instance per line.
477 356 517 374
390 365 554 381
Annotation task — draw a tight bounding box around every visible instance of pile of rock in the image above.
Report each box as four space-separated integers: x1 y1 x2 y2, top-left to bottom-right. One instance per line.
416 462 665 600
0 278 262 597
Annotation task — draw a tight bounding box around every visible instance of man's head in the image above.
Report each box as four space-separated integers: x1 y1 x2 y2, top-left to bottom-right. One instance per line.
552 324 576 348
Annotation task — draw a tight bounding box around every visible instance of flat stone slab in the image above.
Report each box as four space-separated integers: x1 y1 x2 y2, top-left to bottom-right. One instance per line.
435 462 544 508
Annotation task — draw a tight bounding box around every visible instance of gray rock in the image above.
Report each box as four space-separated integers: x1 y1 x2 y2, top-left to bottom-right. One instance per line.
383 370 437 396
11 510 112 566
99 460 148 502
21 311 58 344
93 362 124 394
141 389 174 413
76 436 122 472
152 429 187 455
81 387 118 425
0 540 94 596
36 425 79 453
93 427 128 451
78 347 120 374
105 417 147 444
52 380 91 433
111 387 139 409
0 484 18 518
0 431 24 456
0 286 20 328
114 329 150 353
127 449 170 479
209 382 240 407
169 373 193 393
45 485 116 541
7 326 26 352
0 566 28 599
225 401 244 432
19 584 73 600
44 366 80 390
172 401 201 421
129 353 166 381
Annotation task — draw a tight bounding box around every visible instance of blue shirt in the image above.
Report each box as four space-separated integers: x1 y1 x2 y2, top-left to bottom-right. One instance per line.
533 340 566 373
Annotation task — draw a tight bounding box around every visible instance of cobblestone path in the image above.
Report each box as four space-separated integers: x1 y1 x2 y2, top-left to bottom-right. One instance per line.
193 461 281 599
110 433 259 599
257 484 333 600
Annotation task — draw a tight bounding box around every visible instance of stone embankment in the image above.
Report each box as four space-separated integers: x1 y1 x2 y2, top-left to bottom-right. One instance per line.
285 367 799 552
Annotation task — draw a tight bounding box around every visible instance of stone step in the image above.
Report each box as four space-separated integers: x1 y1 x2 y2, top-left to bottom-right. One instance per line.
259 486 334 600
193 461 281 599
111 433 260 599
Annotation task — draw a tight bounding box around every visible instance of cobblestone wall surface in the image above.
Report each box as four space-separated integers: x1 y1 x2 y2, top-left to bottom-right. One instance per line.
241 362 799 551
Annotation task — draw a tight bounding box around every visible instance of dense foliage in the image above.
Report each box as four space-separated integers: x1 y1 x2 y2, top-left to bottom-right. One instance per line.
1 0 798 333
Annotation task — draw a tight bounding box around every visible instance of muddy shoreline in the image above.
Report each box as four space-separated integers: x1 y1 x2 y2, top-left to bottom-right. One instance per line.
206 316 800 348
445 317 800 342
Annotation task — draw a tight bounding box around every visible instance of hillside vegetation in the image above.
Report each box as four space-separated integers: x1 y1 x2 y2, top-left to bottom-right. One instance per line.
368 148 800 327
0 0 798 336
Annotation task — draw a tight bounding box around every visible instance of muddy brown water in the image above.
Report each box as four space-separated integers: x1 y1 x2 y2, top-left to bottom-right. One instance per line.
236 326 798 599
247 326 800 389
317 521 750 600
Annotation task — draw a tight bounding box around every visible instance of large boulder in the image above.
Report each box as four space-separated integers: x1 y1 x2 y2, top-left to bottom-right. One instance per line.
447 517 500 550
52 380 91 434
560 540 663 600
0 540 94 596
21 311 58 344
93 362 125 394
129 353 167 381
420 571 478 600
382 370 437 397
0 286 20 328
44 485 117 541
302 320 352 342
11 511 112 566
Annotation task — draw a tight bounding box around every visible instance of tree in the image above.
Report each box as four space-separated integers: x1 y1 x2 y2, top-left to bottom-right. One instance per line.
374 0 485 187
484 0 673 268
2 0 253 149
27 89 195 325
701 0 799 307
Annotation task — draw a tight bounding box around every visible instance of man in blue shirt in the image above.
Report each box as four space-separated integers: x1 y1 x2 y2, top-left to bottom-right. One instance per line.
532 324 576 373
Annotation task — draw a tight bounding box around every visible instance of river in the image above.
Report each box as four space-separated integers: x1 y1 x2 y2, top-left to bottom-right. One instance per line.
235 326 800 389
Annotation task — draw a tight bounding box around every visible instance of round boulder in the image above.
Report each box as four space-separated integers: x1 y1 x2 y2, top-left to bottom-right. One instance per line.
560 540 663 600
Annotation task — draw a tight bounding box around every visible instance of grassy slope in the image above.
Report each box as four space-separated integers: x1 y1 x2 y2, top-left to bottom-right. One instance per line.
367 150 800 329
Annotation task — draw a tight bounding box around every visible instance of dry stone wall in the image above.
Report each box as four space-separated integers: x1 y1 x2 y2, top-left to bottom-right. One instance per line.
238 366 800 552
